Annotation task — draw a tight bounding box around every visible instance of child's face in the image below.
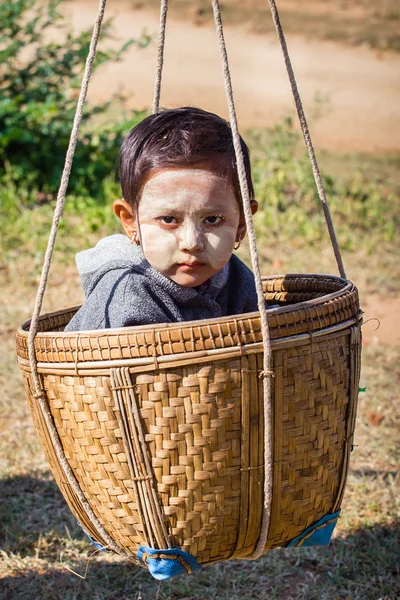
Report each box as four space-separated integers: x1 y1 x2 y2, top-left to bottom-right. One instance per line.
138 169 245 287
117 168 248 287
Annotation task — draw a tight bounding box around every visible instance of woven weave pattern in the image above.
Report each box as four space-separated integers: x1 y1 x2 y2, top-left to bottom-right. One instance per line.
267 336 351 548
134 360 245 561
38 359 262 561
43 373 147 551
21 373 110 547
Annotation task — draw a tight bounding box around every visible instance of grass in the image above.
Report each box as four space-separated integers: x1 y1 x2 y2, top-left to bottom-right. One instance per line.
1 122 399 598
133 0 400 53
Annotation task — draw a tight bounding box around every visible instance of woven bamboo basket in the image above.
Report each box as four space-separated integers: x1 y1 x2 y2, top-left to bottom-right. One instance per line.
16 274 362 564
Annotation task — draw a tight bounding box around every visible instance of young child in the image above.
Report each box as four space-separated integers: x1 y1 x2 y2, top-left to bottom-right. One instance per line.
66 107 259 332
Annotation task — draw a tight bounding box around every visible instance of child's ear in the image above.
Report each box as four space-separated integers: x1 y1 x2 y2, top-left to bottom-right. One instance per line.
113 199 138 240
237 199 259 240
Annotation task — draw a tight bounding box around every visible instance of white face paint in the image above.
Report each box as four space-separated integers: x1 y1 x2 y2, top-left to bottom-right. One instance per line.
136 169 243 287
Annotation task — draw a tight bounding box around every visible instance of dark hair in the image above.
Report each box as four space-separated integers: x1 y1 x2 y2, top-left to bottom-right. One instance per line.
119 106 254 208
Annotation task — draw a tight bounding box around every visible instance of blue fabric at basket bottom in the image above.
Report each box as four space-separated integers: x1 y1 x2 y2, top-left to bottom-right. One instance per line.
77 521 109 552
286 511 341 548
137 546 201 580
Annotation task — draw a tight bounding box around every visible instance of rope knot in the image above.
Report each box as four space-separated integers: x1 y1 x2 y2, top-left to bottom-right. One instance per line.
258 370 275 379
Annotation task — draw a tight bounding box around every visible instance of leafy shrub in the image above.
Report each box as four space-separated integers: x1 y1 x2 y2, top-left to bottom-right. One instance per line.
0 0 148 198
0 163 121 262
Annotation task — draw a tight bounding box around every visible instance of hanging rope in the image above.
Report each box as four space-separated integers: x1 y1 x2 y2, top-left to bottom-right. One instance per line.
266 0 346 279
211 0 274 560
152 0 169 113
27 0 135 562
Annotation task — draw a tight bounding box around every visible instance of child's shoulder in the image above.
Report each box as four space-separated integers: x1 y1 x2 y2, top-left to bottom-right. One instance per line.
75 235 145 295
229 252 256 281
76 234 138 273
65 236 171 331
225 253 258 314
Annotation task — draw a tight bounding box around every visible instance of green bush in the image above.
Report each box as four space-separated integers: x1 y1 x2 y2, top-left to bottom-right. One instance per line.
0 163 121 262
0 0 148 198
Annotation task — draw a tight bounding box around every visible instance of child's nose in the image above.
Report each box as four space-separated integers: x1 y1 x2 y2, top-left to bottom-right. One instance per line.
178 222 205 253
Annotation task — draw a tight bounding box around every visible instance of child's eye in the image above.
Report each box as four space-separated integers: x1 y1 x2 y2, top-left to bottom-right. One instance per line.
159 216 177 224
204 215 224 226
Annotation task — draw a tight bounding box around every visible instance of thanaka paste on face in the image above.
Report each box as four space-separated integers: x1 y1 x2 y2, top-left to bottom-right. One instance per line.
137 169 242 287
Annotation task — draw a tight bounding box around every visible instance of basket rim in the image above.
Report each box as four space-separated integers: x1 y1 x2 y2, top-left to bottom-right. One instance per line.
18 273 355 338
17 315 362 375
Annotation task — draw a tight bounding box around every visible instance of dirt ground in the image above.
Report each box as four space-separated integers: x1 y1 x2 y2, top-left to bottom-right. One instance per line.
61 0 400 153
361 296 400 346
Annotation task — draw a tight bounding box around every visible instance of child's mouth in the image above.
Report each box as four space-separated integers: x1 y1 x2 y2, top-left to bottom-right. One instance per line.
178 262 205 271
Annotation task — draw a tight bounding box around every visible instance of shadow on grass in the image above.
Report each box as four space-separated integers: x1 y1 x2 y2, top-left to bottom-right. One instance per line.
0 472 82 557
349 467 399 480
1 524 400 600
1 473 399 600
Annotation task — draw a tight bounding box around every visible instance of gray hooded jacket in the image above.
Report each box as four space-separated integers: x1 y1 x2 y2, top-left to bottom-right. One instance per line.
65 234 258 331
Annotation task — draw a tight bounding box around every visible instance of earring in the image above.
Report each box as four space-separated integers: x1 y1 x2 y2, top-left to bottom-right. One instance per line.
130 231 139 245
234 235 242 251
